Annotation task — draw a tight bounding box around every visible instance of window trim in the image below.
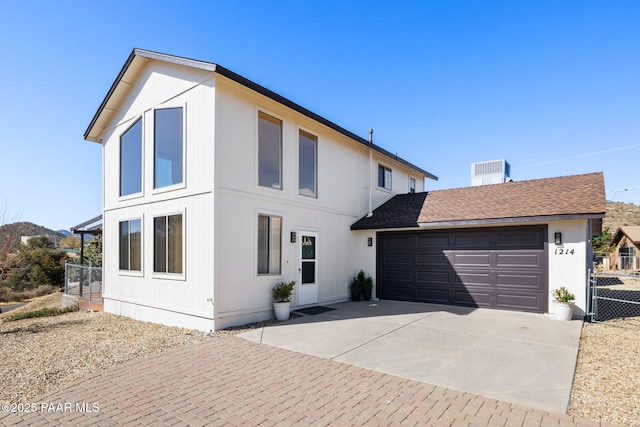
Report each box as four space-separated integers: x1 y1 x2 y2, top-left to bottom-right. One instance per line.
118 216 144 277
118 116 144 200
256 109 283 192
408 176 416 194
256 212 283 276
152 104 187 195
297 127 318 199
152 209 186 280
378 163 393 191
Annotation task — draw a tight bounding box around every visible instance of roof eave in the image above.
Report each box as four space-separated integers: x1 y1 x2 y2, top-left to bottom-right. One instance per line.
418 213 606 229
83 48 218 143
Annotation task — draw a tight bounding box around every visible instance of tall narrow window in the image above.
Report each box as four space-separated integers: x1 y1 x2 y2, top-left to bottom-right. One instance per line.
119 219 142 271
378 164 392 190
257 215 281 275
258 112 282 189
120 118 142 196
409 177 416 193
154 107 183 188
298 130 317 197
154 214 183 274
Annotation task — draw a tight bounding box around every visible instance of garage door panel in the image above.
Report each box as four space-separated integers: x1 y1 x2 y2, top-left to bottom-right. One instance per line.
384 253 414 265
451 252 491 267
454 289 491 306
497 293 544 311
416 253 451 268
383 270 413 282
416 270 449 286
379 226 548 313
384 235 415 248
496 231 544 249
455 272 491 286
415 288 449 303
496 253 541 267
417 234 449 248
452 232 491 248
496 273 541 289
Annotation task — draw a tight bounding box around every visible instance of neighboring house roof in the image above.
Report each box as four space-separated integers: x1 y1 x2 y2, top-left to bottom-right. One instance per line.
84 48 437 181
351 172 606 230
611 226 640 246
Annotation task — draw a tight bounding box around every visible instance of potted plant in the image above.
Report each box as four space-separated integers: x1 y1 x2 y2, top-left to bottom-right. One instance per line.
551 286 576 321
360 271 374 301
272 280 296 321
350 270 374 301
350 277 362 301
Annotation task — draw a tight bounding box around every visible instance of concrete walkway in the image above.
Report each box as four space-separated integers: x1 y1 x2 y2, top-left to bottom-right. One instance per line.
240 301 583 415
0 334 609 426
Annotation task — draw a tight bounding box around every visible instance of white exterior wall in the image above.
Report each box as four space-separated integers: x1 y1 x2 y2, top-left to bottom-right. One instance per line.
101 61 216 331
547 219 591 318
99 62 426 331
212 78 421 329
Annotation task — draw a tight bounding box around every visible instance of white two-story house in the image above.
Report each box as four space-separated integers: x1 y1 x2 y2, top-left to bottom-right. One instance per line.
84 49 437 331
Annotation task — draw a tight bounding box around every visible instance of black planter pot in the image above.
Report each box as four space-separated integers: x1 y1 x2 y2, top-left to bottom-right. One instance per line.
351 289 361 301
362 288 372 301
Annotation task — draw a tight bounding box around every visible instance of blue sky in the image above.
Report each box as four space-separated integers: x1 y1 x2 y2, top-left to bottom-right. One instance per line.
0 1 639 231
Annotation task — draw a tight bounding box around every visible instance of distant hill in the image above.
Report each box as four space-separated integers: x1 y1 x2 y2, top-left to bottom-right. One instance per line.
603 201 640 232
0 222 68 253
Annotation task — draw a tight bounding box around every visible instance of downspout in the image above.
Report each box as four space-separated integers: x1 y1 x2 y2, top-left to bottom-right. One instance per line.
367 129 374 218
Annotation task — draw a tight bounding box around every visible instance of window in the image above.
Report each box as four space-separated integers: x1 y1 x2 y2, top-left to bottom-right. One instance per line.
409 177 416 193
298 130 317 197
258 112 282 189
154 214 183 274
378 164 392 190
257 215 281 275
119 219 142 271
120 118 142 196
154 107 183 188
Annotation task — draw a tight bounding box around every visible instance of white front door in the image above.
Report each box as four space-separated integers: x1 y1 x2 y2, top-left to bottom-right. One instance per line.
298 231 318 306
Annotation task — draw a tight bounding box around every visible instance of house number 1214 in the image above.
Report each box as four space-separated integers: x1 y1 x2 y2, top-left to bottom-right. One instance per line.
555 248 575 255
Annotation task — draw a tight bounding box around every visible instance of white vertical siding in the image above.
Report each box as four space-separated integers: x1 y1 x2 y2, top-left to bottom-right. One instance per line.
101 60 216 330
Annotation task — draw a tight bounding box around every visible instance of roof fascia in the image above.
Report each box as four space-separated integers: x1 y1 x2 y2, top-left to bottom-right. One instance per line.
418 213 605 228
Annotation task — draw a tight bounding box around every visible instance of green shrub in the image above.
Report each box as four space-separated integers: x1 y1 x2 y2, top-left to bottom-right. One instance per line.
3 304 77 322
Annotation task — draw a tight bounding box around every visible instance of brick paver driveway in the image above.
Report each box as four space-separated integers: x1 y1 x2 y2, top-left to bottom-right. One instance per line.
0 336 610 426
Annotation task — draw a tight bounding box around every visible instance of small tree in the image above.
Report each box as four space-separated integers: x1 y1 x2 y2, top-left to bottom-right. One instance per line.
83 234 102 266
592 227 615 254
4 236 68 291
60 236 81 250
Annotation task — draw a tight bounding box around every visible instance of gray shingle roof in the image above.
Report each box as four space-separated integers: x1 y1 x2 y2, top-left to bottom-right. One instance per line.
351 172 606 230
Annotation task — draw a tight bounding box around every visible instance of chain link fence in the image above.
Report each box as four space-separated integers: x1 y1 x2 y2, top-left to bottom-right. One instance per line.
64 262 103 306
589 254 640 329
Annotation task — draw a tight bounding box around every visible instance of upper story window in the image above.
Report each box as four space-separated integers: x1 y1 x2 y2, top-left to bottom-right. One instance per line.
409 177 416 193
257 214 281 275
378 164 392 190
120 118 142 197
258 112 282 190
298 130 317 198
154 213 183 274
154 107 183 189
119 219 142 271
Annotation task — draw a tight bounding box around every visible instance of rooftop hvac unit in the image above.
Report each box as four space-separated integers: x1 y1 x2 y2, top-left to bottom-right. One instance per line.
471 159 510 186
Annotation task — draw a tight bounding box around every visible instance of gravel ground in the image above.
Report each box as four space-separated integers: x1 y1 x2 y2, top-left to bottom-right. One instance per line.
1 292 639 426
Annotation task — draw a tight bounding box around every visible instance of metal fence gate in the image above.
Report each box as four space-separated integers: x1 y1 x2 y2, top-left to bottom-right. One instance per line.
64 262 103 309
588 254 640 330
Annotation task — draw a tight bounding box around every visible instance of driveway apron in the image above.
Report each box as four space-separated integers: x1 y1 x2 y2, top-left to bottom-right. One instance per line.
240 300 583 415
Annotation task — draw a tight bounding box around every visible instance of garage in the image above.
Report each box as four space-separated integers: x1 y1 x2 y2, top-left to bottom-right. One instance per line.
377 226 548 313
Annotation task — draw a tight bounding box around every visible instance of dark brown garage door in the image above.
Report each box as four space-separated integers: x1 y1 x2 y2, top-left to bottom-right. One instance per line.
377 226 548 313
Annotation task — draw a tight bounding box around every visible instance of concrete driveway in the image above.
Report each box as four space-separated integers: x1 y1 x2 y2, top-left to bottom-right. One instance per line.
239 300 583 415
